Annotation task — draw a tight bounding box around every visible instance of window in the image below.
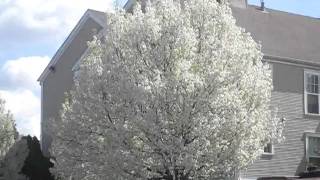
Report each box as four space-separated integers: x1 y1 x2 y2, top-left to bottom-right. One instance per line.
263 143 273 155
305 133 320 168
305 70 320 115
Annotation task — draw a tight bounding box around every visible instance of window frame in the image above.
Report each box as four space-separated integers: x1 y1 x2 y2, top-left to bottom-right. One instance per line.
305 132 320 167
262 143 274 155
304 70 320 115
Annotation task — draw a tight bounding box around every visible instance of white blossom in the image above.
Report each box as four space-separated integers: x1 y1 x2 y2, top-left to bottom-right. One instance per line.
0 96 17 160
50 0 284 179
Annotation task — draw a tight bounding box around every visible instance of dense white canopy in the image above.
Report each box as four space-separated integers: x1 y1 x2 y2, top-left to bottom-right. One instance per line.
0 96 17 159
50 0 284 179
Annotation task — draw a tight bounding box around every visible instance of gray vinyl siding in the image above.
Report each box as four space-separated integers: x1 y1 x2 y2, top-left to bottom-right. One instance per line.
41 18 103 156
273 63 304 94
242 62 320 179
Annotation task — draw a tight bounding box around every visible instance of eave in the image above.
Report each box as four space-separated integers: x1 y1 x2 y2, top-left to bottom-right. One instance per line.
124 0 136 11
37 9 106 84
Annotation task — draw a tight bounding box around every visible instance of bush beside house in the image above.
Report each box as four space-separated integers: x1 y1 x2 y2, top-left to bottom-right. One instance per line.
1 137 28 180
21 136 54 180
0 136 54 180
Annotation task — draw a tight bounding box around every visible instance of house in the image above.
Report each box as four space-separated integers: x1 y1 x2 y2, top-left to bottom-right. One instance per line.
38 0 320 179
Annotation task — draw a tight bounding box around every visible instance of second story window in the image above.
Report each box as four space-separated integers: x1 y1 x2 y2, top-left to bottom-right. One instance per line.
305 70 320 115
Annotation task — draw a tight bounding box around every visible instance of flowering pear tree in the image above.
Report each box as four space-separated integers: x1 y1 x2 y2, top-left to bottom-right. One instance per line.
50 0 284 179
0 96 17 159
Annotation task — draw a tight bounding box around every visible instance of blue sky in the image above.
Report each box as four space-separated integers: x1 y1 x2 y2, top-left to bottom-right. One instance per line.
248 0 320 18
0 0 116 138
0 0 318 138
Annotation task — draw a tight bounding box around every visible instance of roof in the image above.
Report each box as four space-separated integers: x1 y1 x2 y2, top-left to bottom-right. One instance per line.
124 2 320 64
232 5 320 64
38 3 320 83
37 9 106 83
86 9 107 25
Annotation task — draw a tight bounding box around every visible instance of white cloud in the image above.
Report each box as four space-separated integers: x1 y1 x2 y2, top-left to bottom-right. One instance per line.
0 89 40 137
0 0 115 44
0 0 123 139
0 56 50 92
0 56 50 138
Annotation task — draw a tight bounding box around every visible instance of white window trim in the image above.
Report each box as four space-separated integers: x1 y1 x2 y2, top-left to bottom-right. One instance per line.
305 132 320 166
304 69 320 116
262 143 274 156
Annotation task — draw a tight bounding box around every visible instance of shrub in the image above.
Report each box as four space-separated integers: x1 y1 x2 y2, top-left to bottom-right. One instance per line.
21 136 54 180
1 137 29 180
1 136 54 180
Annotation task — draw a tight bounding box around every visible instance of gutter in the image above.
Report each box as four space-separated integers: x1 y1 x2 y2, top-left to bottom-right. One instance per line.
264 54 320 70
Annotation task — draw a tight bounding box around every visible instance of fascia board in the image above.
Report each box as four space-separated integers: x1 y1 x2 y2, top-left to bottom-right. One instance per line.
37 10 105 84
124 0 136 11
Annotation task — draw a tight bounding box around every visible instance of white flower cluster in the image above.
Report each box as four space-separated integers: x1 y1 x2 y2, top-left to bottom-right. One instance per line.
0 96 16 160
50 0 284 179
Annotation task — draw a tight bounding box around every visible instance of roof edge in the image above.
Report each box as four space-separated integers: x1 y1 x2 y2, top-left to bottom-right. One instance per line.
124 0 135 11
37 9 106 84
264 54 320 68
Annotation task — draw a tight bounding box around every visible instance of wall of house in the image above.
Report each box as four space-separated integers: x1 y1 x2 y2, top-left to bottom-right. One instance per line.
41 18 103 156
242 62 320 179
231 0 247 8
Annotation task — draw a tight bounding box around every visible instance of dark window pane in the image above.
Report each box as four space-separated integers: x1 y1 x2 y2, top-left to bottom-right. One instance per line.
308 137 320 157
310 84 318 93
308 94 319 114
314 75 319 93
264 143 272 153
307 74 319 93
309 157 320 168
308 74 312 83
307 84 313 93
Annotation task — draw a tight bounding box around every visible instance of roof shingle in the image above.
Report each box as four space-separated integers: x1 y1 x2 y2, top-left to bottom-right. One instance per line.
232 5 320 63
